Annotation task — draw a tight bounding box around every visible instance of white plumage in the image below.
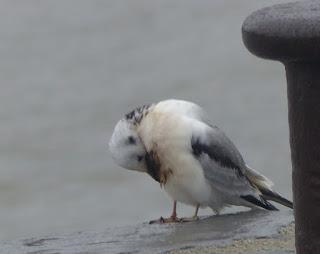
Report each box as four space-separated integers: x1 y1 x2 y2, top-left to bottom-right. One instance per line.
109 99 292 223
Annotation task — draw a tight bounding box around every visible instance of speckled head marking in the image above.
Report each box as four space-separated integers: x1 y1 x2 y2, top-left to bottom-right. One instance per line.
109 104 154 172
109 118 148 172
125 104 152 125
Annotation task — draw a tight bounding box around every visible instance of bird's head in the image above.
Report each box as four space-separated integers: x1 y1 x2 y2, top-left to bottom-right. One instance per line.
109 117 147 173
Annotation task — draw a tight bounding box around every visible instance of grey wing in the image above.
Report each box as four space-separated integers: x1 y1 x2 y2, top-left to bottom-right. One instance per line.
190 122 279 210
191 124 255 196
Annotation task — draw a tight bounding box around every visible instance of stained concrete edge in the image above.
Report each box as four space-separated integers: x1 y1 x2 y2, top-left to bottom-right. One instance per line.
170 222 295 254
0 209 294 254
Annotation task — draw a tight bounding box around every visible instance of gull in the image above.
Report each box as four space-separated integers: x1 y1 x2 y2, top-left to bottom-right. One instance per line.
109 99 293 223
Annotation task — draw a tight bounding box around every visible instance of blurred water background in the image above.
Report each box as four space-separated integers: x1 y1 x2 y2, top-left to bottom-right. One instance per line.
0 0 291 240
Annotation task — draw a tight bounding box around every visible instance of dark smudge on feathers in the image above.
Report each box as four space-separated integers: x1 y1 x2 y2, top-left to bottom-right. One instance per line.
145 150 161 183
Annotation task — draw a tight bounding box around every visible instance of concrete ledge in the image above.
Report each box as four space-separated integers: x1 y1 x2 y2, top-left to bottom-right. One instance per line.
0 210 293 254
171 222 294 254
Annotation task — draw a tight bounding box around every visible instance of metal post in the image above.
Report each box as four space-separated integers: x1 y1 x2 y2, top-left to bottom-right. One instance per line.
242 1 320 253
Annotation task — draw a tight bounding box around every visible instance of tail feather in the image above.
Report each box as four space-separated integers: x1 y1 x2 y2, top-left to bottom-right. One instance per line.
246 165 274 190
260 188 293 209
245 165 293 209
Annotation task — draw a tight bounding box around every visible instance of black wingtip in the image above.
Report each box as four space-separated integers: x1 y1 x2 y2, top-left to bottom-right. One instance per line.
259 189 293 209
241 195 279 211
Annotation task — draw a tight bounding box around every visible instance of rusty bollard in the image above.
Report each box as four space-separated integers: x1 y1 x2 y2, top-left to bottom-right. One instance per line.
242 1 320 253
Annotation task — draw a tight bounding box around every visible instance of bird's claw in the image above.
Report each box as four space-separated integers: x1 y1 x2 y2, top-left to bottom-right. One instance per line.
149 216 181 224
149 215 200 224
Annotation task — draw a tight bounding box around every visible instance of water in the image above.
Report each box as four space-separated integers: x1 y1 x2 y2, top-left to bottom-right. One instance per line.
0 0 290 240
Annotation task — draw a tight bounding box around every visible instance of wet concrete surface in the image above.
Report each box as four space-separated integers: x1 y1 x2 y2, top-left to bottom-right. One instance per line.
0 209 293 254
171 221 295 254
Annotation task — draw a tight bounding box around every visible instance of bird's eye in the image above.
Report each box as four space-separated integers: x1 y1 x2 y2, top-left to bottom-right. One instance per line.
127 136 136 145
137 155 143 162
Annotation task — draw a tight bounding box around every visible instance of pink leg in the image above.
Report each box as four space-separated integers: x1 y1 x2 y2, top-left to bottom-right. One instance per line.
170 200 177 219
180 204 200 222
149 200 180 224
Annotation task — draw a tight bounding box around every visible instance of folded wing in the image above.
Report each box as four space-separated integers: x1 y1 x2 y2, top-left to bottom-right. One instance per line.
190 122 278 210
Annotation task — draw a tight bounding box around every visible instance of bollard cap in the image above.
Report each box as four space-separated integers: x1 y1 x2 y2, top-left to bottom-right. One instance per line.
242 0 320 62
